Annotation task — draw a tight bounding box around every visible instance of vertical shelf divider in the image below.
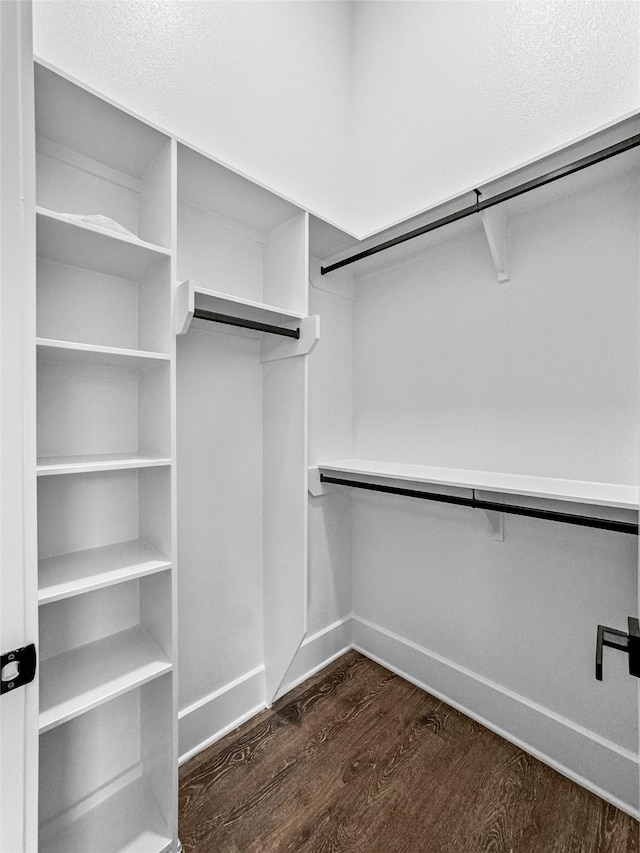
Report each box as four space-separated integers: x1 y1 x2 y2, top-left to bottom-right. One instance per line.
167 135 179 850
262 211 311 703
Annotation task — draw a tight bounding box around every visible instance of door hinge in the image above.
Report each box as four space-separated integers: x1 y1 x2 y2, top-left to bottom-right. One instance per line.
596 617 640 681
1 644 36 695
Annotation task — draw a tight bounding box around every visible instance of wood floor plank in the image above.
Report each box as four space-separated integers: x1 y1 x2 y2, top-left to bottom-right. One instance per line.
273 684 451 853
180 652 398 852
179 653 638 853
519 763 638 853
207 664 408 851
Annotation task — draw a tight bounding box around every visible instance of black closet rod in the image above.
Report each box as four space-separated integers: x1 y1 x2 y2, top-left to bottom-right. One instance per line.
193 308 300 339
319 475 638 535
321 133 640 275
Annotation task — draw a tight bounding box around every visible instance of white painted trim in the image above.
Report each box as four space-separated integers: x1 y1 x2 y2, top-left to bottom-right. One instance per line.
351 615 639 819
301 614 352 648
178 665 264 719
178 619 354 766
179 703 267 767
178 665 265 764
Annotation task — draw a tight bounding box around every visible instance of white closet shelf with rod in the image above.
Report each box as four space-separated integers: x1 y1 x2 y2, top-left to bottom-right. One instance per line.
176 279 303 336
310 459 639 534
175 279 320 360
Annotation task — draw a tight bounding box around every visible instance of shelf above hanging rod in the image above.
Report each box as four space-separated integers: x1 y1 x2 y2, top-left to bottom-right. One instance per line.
174 279 304 335
319 474 638 535
321 132 640 275
193 307 300 339
175 280 320 361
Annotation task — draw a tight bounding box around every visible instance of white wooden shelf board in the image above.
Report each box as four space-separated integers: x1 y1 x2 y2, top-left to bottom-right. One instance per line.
39 540 171 604
193 284 304 326
316 459 640 510
39 626 172 733
36 207 171 279
37 338 170 368
40 775 171 853
37 453 172 477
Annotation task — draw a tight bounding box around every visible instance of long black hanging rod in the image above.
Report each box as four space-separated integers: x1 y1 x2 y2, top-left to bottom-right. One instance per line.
193 308 300 339
319 475 638 535
321 133 640 275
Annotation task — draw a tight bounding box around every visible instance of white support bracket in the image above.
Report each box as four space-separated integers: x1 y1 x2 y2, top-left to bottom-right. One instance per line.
480 492 504 541
260 315 320 363
307 466 341 497
175 279 194 336
480 207 509 282
309 256 356 300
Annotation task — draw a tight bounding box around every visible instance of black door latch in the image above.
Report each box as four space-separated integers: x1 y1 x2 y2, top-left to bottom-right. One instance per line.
596 618 640 681
1 644 37 695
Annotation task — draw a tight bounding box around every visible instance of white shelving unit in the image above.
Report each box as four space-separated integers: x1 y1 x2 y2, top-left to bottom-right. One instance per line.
35 61 178 852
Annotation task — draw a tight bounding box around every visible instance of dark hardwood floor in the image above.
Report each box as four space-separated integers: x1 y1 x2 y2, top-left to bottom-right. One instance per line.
179 651 638 852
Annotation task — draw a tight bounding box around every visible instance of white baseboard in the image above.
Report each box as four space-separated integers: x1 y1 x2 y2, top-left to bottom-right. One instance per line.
352 614 639 819
178 615 639 820
179 666 266 764
178 616 352 764
279 615 353 698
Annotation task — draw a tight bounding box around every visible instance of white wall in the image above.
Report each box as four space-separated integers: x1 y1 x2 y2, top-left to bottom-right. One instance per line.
32 0 353 229
34 2 640 237
349 174 639 811
351 1 640 234
176 327 265 758
354 177 639 484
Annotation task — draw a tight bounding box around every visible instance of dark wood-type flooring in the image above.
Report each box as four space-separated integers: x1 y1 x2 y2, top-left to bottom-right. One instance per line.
179 651 638 852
